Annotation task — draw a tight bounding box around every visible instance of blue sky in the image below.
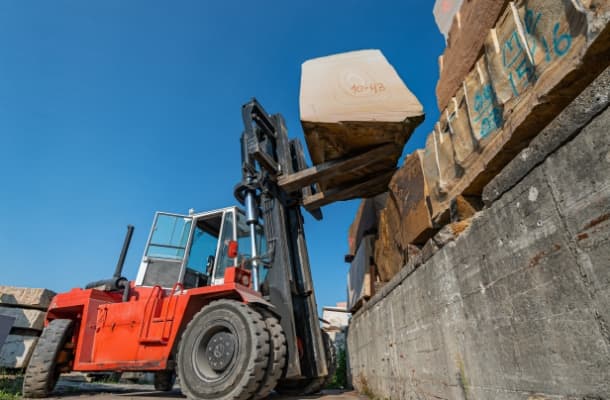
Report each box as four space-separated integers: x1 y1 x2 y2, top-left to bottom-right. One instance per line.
0 1 444 311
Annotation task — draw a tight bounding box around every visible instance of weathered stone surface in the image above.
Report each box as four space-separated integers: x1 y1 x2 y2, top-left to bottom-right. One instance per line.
424 1 610 225
374 199 405 282
0 315 14 348
436 0 510 110
420 237 439 264
389 150 435 246
0 286 56 310
0 306 45 331
402 244 422 278
347 236 376 312
483 66 610 205
348 107 610 399
347 193 387 255
0 334 38 369
431 218 474 248
543 106 610 345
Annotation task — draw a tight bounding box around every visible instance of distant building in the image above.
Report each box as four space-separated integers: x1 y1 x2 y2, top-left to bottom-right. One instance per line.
321 302 350 350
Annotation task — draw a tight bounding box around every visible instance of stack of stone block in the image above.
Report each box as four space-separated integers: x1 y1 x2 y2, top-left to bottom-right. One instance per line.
348 0 609 293
0 286 55 369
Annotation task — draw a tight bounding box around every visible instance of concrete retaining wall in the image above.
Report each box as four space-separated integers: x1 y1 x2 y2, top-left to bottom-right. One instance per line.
347 104 610 398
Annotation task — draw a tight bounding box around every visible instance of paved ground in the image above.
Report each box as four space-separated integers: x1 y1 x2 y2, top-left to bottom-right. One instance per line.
46 379 364 400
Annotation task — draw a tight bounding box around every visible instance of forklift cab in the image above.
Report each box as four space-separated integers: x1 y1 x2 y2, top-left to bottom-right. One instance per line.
134 206 266 290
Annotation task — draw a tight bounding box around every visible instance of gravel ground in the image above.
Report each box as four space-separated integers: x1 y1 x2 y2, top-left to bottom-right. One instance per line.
42 378 364 400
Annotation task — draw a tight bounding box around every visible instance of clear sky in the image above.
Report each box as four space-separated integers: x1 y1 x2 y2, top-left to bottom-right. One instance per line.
0 1 444 311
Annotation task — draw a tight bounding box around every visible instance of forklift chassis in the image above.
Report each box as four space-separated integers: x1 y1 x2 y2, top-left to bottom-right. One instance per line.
23 100 330 400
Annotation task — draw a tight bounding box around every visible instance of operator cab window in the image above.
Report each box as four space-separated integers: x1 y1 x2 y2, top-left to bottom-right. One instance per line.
183 214 222 288
137 208 259 289
140 213 192 288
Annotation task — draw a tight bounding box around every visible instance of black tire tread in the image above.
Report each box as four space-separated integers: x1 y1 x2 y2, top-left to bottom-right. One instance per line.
276 330 336 396
177 299 270 400
22 319 73 398
254 309 287 400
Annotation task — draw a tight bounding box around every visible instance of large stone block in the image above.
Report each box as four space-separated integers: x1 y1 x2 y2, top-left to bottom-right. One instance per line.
389 150 435 246
300 50 424 165
483 66 610 204
436 0 510 110
347 193 387 256
0 334 38 369
0 306 46 331
0 286 56 310
347 236 375 312
420 0 609 229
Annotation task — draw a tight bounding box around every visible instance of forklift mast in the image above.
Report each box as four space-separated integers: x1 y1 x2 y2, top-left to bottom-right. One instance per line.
234 99 327 382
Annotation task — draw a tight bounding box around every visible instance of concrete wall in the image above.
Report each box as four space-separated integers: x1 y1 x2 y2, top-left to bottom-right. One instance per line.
347 105 610 399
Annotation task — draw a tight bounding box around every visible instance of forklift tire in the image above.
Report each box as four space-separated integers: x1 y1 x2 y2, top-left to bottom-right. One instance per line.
177 299 270 400
153 371 175 391
22 319 73 398
254 309 287 400
276 330 336 396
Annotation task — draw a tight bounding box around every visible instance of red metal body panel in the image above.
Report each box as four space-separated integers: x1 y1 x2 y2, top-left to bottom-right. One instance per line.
46 267 262 372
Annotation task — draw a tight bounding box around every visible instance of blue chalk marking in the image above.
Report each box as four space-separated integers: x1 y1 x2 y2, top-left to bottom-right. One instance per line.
541 36 552 63
505 45 536 97
502 31 523 69
515 57 535 80
525 9 542 35
469 83 503 139
479 107 503 139
553 22 571 56
524 9 543 57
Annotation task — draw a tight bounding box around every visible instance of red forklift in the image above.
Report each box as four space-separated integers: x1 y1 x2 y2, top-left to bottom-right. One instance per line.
22 100 334 399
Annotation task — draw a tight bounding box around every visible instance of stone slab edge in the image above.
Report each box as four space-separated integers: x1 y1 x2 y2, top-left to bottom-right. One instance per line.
0 286 56 310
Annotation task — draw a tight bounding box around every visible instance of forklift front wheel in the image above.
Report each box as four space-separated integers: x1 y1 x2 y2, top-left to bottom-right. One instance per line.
254 309 287 400
177 299 270 400
22 319 73 398
276 330 336 395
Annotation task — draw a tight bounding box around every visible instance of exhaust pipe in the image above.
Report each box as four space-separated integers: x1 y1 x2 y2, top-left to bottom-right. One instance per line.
114 225 134 279
85 225 134 302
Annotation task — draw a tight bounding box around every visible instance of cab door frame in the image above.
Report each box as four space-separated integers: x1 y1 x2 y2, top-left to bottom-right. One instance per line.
135 211 193 288
135 207 240 289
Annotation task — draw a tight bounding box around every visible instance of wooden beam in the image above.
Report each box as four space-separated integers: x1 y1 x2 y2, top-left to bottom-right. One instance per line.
278 143 399 193
303 170 395 211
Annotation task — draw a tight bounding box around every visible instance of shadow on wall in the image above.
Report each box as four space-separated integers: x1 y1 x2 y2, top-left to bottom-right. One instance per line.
0 314 15 348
